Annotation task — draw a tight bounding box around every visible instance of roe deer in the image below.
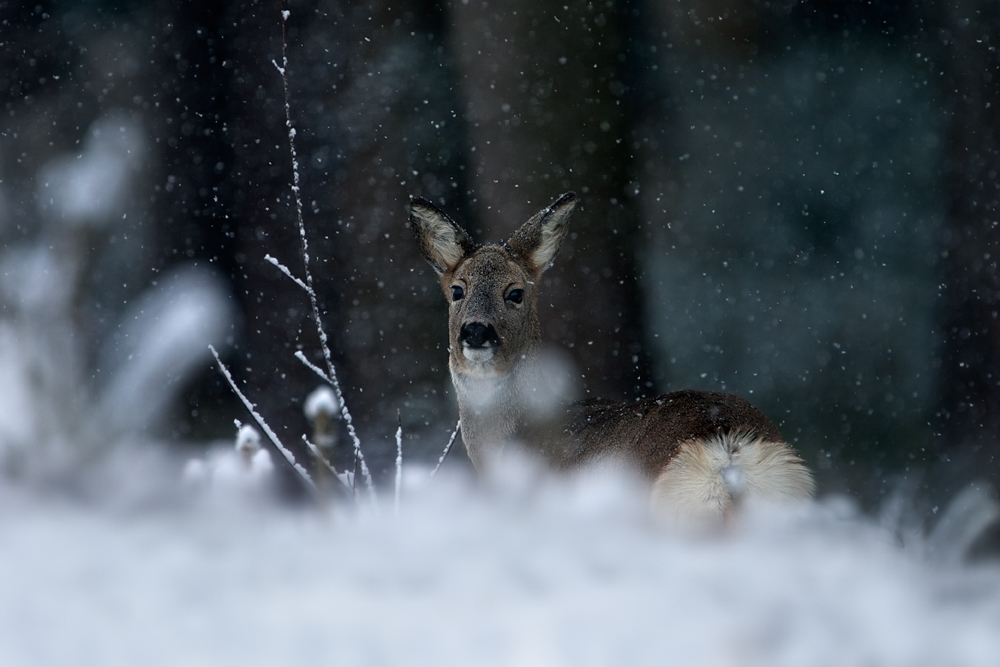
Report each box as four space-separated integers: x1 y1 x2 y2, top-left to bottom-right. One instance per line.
409 192 813 521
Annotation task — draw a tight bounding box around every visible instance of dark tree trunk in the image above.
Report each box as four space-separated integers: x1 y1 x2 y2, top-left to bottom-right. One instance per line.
149 0 313 448
936 0 1000 489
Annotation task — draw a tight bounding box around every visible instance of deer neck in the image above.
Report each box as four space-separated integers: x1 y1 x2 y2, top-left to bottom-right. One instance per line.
451 354 537 470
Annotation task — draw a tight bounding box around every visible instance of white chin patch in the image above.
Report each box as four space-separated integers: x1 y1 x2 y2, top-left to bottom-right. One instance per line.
462 346 497 363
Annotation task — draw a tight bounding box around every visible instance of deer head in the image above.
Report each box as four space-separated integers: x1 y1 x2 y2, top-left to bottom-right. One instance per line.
410 193 576 467
409 193 576 381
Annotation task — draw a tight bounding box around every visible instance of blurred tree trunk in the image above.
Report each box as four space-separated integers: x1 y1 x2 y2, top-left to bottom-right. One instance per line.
150 0 312 453
298 0 471 474
445 0 653 400
937 0 1000 488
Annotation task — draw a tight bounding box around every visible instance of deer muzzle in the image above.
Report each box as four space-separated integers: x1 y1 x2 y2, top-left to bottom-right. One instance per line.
459 321 500 363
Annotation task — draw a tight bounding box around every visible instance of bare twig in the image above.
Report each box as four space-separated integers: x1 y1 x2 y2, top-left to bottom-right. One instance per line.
395 411 403 515
265 254 308 292
431 419 462 479
272 5 375 503
302 434 353 492
295 350 331 384
352 448 360 500
210 345 318 496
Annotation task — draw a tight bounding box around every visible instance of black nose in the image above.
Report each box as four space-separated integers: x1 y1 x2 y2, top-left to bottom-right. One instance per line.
460 322 500 348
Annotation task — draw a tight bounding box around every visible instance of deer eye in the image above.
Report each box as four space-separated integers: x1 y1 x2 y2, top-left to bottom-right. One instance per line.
451 285 465 301
505 288 524 304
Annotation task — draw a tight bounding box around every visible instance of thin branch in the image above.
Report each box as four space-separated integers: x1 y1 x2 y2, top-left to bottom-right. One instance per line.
295 350 331 384
273 5 375 503
302 434 353 492
352 448 360 500
210 345 318 496
395 411 403 515
431 419 462 479
265 254 308 292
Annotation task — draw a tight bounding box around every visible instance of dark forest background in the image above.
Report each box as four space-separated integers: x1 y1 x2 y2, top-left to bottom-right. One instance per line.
1 0 998 509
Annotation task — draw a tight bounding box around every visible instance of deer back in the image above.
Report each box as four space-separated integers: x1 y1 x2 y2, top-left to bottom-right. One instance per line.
553 390 783 475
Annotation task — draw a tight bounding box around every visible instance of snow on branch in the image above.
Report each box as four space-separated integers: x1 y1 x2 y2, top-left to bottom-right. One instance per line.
295 350 331 384
395 412 403 515
209 345 318 496
302 434 353 492
264 254 308 292
293 349 374 500
431 420 462 479
272 6 375 504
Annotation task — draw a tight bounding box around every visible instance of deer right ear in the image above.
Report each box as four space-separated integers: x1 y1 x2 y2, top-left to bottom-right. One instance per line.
507 192 576 275
409 197 476 275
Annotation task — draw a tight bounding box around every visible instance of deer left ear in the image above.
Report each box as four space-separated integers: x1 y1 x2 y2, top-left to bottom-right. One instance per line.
409 196 476 275
507 192 576 275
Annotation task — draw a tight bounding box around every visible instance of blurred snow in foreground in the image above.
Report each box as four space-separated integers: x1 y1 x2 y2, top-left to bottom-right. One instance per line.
0 111 236 489
0 465 997 667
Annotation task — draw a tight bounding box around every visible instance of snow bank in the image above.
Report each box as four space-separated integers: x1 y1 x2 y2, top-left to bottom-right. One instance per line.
0 468 997 667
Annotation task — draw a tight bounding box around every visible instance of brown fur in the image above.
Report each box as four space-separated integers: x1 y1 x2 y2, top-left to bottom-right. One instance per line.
557 390 783 477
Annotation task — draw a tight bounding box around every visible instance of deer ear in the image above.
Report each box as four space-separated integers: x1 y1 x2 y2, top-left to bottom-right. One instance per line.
409 197 476 275
507 192 576 275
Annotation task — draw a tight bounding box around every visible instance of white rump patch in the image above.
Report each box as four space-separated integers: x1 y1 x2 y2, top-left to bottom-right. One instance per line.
651 430 814 525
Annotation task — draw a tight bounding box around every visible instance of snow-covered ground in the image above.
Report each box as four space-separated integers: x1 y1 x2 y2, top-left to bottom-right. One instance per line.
1 463 998 667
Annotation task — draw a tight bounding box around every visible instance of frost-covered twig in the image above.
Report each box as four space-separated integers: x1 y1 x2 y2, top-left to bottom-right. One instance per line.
295 350 331 384
210 345 318 496
352 447 360 500
264 254 308 292
395 411 403 515
431 419 462 479
272 6 375 503
302 434 353 492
